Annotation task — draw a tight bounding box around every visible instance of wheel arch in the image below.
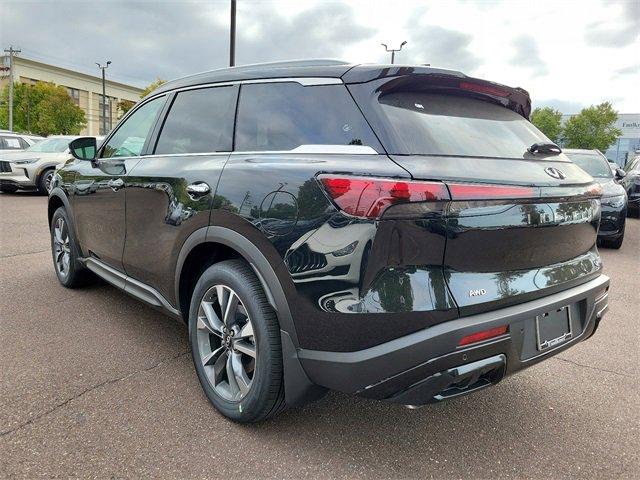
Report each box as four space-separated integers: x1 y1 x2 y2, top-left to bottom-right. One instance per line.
175 226 298 347
175 226 325 407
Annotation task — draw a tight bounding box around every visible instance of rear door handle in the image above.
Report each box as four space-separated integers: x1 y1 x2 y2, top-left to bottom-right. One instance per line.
186 182 211 199
108 178 124 191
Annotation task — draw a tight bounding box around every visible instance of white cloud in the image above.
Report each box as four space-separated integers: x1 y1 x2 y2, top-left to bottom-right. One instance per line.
1 0 638 112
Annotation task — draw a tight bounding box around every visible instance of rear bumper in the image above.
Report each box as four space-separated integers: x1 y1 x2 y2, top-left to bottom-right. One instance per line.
298 275 609 404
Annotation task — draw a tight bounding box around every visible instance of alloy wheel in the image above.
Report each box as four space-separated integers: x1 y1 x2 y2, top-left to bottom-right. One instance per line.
53 217 71 278
44 171 54 192
196 285 257 401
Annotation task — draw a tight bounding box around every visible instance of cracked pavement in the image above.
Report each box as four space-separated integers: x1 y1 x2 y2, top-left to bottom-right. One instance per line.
1 192 638 479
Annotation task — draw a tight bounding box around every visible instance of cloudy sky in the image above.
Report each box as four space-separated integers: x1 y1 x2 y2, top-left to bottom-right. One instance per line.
1 0 638 112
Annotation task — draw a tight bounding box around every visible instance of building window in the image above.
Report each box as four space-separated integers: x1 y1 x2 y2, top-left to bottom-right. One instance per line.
98 95 113 135
67 87 80 105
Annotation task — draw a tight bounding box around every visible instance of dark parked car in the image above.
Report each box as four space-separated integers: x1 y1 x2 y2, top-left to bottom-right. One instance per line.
48 61 610 422
621 155 640 217
564 149 627 248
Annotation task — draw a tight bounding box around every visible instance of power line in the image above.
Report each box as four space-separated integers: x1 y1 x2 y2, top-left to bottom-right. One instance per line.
14 48 150 87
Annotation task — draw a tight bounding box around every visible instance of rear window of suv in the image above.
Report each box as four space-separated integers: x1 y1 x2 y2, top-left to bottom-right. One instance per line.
235 83 381 152
377 92 550 158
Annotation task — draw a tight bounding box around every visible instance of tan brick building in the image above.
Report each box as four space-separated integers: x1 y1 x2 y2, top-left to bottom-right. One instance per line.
0 56 143 136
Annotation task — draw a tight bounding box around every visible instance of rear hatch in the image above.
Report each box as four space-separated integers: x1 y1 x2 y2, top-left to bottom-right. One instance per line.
347 73 603 315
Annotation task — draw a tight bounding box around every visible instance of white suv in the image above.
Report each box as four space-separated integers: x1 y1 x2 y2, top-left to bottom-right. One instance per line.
0 131 44 152
0 135 100 194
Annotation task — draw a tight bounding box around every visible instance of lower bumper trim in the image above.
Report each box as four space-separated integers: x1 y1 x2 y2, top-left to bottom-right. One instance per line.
391 354 506 405
298 275 610 397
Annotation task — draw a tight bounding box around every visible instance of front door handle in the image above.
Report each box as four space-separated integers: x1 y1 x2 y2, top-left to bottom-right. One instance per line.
108 178 124 191
186 182 211 199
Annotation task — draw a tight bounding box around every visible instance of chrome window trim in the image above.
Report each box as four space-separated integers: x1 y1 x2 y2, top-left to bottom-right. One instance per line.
231 145 378 155
109 145 379 161
146 77 343 100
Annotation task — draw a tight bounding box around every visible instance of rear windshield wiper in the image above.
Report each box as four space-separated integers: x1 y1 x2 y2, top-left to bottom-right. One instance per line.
527 142 562 155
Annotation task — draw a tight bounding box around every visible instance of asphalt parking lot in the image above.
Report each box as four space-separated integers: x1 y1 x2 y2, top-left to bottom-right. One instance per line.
0 191 638 479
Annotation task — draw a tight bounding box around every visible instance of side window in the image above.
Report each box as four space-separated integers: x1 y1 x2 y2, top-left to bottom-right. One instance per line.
155 86 236 154
18 138 30 149
235 83 381 152
1 136 23 150
101 96 164 158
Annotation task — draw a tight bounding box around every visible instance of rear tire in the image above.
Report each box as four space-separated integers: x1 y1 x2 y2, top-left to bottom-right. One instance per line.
189 259 286 423
0 184 19 193
50 207 91 288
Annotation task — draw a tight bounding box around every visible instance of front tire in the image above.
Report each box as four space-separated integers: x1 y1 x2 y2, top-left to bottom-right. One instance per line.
189 259 286 423
50 207 90 288
599 220 625 249
38 168 55 195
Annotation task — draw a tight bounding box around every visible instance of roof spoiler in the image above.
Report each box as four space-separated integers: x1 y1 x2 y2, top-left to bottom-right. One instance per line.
342 66 531 119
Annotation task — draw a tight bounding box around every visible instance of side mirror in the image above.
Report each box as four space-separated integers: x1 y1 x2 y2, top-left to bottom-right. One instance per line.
69 137 97 161
615 168 626 179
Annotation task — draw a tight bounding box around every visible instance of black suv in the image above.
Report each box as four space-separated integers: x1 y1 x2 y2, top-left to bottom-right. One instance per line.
49 60 610 422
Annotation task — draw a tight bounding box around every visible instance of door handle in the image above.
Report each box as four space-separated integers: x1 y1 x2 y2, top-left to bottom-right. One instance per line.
186 182 211 199
108 178 124 191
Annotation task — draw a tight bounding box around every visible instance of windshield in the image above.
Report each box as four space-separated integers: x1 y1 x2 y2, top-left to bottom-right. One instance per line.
26 138 72 153
565 153 612 178
378 93 551 158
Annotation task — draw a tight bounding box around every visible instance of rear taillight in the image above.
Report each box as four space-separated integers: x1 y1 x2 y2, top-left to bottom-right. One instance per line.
447 183 536 200
458 326 508 346
318 175 449 219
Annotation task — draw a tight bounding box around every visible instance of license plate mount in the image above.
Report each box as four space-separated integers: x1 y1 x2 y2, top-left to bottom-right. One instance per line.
535 305 573 351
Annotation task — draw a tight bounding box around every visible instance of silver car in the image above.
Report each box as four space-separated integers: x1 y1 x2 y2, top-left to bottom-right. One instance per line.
0 135 100 194
0 131 44 152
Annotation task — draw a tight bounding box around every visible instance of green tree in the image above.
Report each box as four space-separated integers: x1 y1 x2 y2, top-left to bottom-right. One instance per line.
117 99 136 118
0 81 86 135
531 107 563 143
140 78 166 99
563 102 622 151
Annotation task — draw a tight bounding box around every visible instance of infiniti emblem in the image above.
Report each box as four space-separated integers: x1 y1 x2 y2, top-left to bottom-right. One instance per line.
544 167 566 180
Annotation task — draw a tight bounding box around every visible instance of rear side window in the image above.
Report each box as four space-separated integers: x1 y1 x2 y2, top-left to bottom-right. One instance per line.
235 83 381 152
377 92 550 158
155 86 236 154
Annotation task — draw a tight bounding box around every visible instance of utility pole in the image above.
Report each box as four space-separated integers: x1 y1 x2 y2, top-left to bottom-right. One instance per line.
4 46 21 131
381 41 407 64
96 61 111 135
229 0 236 67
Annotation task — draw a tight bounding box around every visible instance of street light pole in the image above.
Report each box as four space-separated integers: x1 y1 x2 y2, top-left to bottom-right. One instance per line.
381 41 407 65
96 61 111 134
229 0 236 67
